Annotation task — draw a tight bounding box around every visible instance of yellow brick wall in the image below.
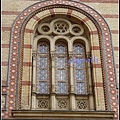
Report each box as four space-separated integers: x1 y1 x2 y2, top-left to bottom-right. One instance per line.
1 0 118 118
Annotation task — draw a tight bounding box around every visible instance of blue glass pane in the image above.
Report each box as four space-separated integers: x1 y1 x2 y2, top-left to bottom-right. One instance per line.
75 59 84 68
57 58 65 68
76 83 85 94
57 45 66 54
58 82 66 94
38 82 48 94
39 44 48 53
39 58 47 68
57 70 66 80
39 70 47 80
76 70 84 81
74 45 83 54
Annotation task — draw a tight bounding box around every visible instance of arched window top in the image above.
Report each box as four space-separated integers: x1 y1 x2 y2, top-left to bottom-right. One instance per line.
37 42 49 54
55 42 67 54
73 43 85 55
36 42 50 94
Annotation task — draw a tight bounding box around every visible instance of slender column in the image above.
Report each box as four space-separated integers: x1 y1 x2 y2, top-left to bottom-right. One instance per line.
32 52 37 109
86 52 94 110
50 52 56 110
69 53 76 110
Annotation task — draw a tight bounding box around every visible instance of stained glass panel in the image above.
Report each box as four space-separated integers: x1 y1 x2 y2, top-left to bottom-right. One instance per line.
74 45 83 54
57 45 66 54
57 58 65 68
74 43 87 94
39 58 47 68
39 70 47 80
58 82 66 94
38 82 48 94
38 44 48 53
55 43 68 94
76 83 85 94
75 59 84 68
57 70 66 80
76 70 84 81
37 42 49 94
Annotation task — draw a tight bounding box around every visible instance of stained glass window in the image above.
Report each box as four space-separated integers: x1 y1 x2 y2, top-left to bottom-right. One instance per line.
37 42 49 94
55 43 68 94
74 43 87 94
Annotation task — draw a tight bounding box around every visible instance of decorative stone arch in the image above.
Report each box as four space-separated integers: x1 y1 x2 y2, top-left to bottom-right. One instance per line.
71 36 90 52
54 36 70 51
8 0 117 119
33 35 53 51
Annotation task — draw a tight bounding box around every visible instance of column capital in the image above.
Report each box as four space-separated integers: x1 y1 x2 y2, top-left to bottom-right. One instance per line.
32 52 37 60
50 51 56 61
68 52 74 60
86 52 91 59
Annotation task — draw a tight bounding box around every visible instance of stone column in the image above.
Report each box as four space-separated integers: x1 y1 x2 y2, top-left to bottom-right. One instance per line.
86 52 94 110
69 53 76 110
32 52 37 109
50 52 56 110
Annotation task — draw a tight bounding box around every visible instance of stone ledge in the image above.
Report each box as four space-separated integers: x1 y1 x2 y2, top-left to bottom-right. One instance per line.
11 110 114 119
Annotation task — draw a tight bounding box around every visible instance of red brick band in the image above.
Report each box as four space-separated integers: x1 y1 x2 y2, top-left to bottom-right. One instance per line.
116 64 118 68
2 27 11 31
94 83 103 87
91 46 118 51
21 81 31 85
90 31 98 34
114 47 119 51
111 30 118 34
2 62 8 66
23 62 32 66
49 9 54 16
91 46 100 50
83 17 89 22
2 44 9 48
25 29 34 33
92 64 102 68
67 9 72 16
2 44 32 49
24 44 32 49
102 14 118 18
2 11 20 15
33 15 41 22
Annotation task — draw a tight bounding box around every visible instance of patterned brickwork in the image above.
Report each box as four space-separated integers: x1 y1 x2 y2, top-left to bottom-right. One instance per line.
2 0 118 119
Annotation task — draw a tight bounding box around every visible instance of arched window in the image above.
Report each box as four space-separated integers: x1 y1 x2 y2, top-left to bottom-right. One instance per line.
73 43 87 94
36 42 50 94
32 18 94 111
55 42 68 94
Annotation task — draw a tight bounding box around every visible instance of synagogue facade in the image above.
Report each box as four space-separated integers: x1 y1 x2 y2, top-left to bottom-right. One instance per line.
2 0 119 119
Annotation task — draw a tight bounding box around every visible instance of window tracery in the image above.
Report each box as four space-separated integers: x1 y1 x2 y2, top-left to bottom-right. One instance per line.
36 42 50 94
73 43 87 94
55 43 68 94
54 21 69 33
33 18 93 110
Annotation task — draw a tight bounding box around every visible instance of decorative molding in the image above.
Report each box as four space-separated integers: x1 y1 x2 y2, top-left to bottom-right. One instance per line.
5 0 118 119
12 110 114 119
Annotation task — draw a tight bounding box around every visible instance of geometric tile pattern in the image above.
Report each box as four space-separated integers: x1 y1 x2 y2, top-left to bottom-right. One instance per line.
4 0 118 119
